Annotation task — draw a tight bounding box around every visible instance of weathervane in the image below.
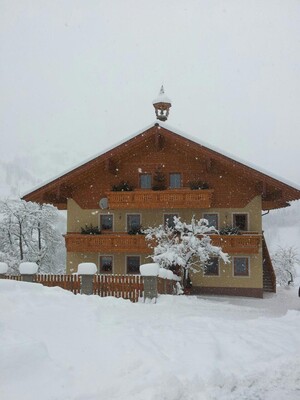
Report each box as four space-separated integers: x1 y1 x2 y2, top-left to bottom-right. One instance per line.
152 85 172 121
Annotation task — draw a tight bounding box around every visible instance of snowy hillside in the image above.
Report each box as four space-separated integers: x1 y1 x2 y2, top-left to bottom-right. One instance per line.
1 280 300 400
263 201 300 253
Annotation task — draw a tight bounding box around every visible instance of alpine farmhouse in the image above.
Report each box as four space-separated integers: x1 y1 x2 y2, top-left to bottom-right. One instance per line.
23 89 300 298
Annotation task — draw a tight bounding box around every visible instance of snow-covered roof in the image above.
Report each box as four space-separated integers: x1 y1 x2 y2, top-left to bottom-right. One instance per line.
22 121 300 198
159 121 300 192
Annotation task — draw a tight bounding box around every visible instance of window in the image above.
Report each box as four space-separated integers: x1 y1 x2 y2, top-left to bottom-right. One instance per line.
140 174 152 189
233 214 248 231
169 173 181 189
100 256 113 274
203 213 218 229
100 214 113 231
164 213 178 229
127 256 140 274
127 214 141 233
233 257 249 276
204 257 219 276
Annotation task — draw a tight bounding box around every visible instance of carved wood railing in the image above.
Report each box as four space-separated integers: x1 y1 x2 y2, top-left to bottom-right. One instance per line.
65 233 261 254
106 189 214 209
65 233 151 253
209 234 261 254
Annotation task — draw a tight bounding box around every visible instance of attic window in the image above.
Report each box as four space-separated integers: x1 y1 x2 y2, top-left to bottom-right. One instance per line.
170 173 181 189
140 174 152 189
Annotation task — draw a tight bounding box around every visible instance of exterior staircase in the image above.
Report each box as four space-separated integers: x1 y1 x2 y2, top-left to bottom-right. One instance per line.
262 234 276 293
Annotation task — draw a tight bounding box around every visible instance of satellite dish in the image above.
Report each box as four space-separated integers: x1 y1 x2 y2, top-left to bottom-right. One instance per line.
99 197 108 209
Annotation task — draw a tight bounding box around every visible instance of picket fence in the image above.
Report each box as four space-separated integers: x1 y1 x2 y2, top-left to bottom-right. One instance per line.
2 274 176 303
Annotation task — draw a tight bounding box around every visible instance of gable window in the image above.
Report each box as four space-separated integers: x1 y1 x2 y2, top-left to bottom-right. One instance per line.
233 214 248 231
204 257 219 276
164 213 178 229
170 173 181 189
127 214 141 233
100 256 113 274
100 214 113 231
126 256 140 274
203 213 218 230
233 257 249 276
140 174 152 189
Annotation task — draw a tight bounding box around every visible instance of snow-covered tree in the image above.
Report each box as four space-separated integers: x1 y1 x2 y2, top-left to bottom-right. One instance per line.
272 246 299 287
145 216 229 285
0 200 66 274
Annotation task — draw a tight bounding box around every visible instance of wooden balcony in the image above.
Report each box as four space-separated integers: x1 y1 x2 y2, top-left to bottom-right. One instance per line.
210 234 261 254
65 233 261 254
65 233 150 253
105 189 214 209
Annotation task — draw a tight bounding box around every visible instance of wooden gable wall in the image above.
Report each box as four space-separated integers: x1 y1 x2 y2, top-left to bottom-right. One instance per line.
23 124 300 210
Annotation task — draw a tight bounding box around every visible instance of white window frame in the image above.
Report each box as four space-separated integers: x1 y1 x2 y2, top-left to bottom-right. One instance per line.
99 254 114 274
232 256 250 278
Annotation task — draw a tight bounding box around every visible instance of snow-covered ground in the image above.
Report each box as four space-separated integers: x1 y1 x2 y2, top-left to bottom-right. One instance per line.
1 280 300 400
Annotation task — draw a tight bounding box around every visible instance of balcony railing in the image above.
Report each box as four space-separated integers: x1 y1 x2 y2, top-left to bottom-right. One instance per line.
105 189 214 209
65 232 261 254
65 233 151 253
209 234 261 254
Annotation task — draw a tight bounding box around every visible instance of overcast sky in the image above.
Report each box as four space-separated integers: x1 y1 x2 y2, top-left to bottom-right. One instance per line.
1 0 300 193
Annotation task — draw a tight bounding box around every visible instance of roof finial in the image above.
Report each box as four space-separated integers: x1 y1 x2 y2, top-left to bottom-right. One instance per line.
152 86 172 122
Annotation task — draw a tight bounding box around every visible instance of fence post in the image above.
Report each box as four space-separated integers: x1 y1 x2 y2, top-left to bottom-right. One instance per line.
19 262 38 282
140 263 160 301
78 263 97 295
0 262 8 279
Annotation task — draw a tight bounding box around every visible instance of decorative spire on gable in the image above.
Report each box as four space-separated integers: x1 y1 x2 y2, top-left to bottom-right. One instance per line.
152 85 172 121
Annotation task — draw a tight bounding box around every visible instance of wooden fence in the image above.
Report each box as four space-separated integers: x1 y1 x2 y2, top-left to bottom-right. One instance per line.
36 274 81 294
2 274 81 294
157 277 177 294
2 273 178 302
93 275 144 302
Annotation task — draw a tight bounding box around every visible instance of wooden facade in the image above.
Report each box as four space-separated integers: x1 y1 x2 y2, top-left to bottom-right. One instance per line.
23 122 300 298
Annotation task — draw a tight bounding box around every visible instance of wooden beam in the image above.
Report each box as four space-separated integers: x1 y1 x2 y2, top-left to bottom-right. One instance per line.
206 158 212 172
105 158 117 174
154 132 165 150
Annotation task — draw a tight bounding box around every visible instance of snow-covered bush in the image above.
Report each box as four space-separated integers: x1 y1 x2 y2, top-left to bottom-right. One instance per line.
272 246 299 287
145 216 229 286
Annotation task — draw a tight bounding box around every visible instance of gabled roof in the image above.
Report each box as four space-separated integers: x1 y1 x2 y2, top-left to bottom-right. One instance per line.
23 122 300 210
